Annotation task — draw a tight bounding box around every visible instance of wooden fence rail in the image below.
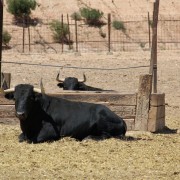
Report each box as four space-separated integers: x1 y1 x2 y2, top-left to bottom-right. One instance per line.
0 74 165 132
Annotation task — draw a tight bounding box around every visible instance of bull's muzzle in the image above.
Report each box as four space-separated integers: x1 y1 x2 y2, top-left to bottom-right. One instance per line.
16 111 27 121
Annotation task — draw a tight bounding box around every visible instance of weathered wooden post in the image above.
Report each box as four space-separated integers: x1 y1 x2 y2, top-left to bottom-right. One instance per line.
0 0 4 87
148 93 165 132
61 14 64 53
148 12 151 49
28 25 31 52
108 13 111 52
22 18 25 53
75 18 78 52
149 0 160 93
135 74 152 131
67 14 71 50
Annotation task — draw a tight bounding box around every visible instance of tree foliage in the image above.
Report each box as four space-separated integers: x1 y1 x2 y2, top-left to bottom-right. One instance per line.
112 20 126 32
49 20 71 44
6 0 37 18
2 30 12 46
80 7 104 26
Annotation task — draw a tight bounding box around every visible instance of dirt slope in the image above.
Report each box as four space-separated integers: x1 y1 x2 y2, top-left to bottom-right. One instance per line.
4 0 180 20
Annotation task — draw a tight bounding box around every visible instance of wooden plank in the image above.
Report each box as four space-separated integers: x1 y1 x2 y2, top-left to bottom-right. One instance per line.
0 118 19 125
107 105 136 119
83 101 136 118
0 103 136 119
0 95 14 105
148 105 165 132
124 119 135 131
148 116 165 132
135 74 152 131
0 92 137 106
150 93 165 106
0 105 15 118
156 117 165 131
1 73 11 89
148 105 165 120
50 93 137 106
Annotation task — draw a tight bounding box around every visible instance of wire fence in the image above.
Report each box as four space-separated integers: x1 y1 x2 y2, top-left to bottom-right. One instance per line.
3 14 180 54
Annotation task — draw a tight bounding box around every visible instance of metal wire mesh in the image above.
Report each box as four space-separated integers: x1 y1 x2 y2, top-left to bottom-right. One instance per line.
3 14 180 54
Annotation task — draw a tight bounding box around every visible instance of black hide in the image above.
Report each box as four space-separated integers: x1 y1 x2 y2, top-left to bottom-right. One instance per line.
6 84 127 143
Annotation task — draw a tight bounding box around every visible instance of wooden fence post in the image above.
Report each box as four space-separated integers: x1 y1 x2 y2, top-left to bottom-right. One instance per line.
148 93 165 132
67 14 71 50
28 26 31 52
148 12 151 49
61 14 64 53
23 18 25 53
135 74 152 131
108 13 111 52
75 18 78 52
149 0 160 93
0 0 4 87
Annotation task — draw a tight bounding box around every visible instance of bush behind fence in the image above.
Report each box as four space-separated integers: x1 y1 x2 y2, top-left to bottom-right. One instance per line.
3 14 180 54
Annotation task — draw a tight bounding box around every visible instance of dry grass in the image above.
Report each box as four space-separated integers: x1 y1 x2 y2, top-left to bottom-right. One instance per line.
0 124 179 180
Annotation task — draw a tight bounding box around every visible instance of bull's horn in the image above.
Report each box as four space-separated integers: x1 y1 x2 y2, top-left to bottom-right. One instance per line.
78 73 86 83
40 79 45 94
3 87 42 94
33 88 41 93
56 72 65 82
4 88 15 93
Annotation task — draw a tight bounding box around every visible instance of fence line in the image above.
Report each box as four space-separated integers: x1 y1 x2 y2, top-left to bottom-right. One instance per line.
3 14 180 54
0 61 149 71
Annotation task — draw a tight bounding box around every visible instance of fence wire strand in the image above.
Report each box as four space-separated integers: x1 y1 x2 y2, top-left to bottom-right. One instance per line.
0 61 149 71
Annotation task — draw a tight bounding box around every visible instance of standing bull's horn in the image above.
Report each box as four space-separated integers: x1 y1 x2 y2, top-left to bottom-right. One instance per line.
33 88 41 93
40 78 45 94
56 68 65 82
78 73 86 83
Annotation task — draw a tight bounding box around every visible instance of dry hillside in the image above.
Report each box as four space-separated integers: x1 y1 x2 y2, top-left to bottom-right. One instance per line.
3 0 180 20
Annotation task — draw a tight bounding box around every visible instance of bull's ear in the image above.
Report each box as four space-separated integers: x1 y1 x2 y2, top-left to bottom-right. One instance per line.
57 83 64 88
34 93 42 101
5 92 14 100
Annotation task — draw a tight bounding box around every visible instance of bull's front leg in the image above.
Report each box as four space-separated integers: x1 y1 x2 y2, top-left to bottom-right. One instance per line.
18 133 27 142
36 121 60 143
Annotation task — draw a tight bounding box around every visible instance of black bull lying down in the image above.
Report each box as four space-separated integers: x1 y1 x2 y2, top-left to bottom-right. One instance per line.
4 84 127 143
56 72 107 91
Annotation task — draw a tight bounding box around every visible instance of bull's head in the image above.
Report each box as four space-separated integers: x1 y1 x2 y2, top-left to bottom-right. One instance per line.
56 71 86 90
3 84 42 121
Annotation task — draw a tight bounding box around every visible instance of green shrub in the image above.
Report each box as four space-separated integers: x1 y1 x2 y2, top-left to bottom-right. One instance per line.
2 30 12 45
6 0 37 18
80 7 104 26
149 20 153 28
112 20 126 32
71 12 82 21
49 20 70 44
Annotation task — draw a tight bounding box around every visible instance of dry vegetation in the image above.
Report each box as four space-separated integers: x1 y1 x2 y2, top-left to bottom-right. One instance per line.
0 0 180 179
